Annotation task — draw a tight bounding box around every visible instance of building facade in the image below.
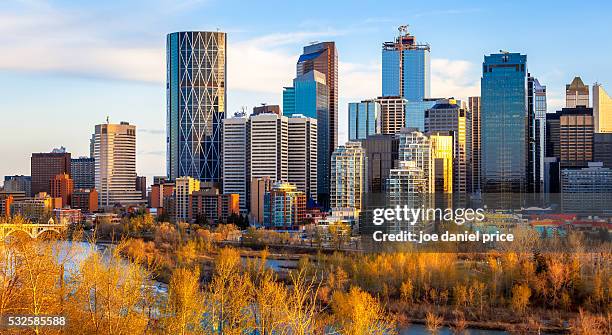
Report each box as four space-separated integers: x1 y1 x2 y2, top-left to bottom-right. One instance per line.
31 150 71 196
565 76 589 108
71 188 98 213
222 116 248 213
561 162 612 215
527 76 547 192
50 173 73 208
593 83 612 133
167 31 226 185
174 176 201 222
469 96 481 193
348 100 381 141
263 182 306 229
71 157 95 190
480 52 528 195
93 122 144 208
3 175 31 196
250 177 273 225
397 128 434 193
189 186 239 224
594 133 612 167
546 107 594 168
377 96 407 135
359 134 399 193
330 142 367 214
287 115 318 203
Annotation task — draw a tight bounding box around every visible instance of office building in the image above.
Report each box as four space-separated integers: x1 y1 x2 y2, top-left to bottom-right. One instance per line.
71 157 95 190
136 176 147 200
359 134 399 193
382 26 430 100
11 192 61 223
253 104 281 116
377 96 407 135
543 157 561 194
480 52 528 195
561 162 612 215
469 96 481 193
249 113 289 184
546 107 593 168
528 76 547 192
149 182 175 212
250 177 273 225
387 160 429 211
397 128 434 193
31 149 71 196
348 100 381 140
174 176 200 222
166 31 226 184
222 116 248 212
71 188 98 213
594 133 612 167
189 185 239 224
3 175 31 196
296 41 338 161
593 83 612 133
283 70 330 207
330 142 367 214
50 173 73 208
406 99 438 131
52 208 82 224
566 76 589 108
93 122 144 208
429 132 454 194
288 115 317 203
263 182 306 229
424 98 468 193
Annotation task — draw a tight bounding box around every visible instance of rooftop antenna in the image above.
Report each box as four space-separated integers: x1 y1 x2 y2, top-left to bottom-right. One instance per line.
398 24 409 36
106 116 110 124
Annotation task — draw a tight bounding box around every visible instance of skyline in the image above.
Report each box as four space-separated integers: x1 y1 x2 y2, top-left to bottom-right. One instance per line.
2 0 612 184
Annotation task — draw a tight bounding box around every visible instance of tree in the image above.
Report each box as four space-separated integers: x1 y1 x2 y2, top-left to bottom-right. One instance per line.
331 286 397 335
511 284 531 314
163 267 204 335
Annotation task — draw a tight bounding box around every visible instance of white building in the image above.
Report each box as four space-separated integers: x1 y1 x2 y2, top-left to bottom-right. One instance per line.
330 142 367 215
174 176 200 222
288 115 317 203
249 113 289 183
93 122 144 208
222 116 248 213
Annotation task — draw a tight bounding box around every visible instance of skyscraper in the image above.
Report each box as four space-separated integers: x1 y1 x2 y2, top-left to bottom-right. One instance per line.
31 149 71 196
71 157 95 190
382 26 430 100
288 115 318 203
359 134 399 193
348 100 381 141
424 98 468 194
222 116 248 213
167 31 226 185
565 76 589 108
93 122 144 208
3 176 31 196
284 70 330 207
377 96 407 135
249 113 289 185
593 83 612 133
50 173 73 208
480 52 528 196
546 107 593 168
469 96 481 193
296 42 338 155
527 75 546 193
397 128 434 193
429 132 454 194
330 142 367 215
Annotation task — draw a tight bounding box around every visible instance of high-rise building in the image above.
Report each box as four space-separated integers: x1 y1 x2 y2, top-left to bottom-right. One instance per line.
166 31 226 185
382 26 430 100
296 42 338 160
93 122 144 208
565 76 589 108
263 182 306 229
480 52 528 195
136 176 147 200
330 142 367 214
283 70 330 208
561 162 612 215
387 160 430 230
250 177 272 225
429 133 454 194
546 107 593 168
528 76 547 192
288 115 317 203
249 113 289 184
468 96 481 193
174 176 200 222
593 83 612 133
149 182 175 215
71 157 95 190
50 173 73 208
359 134 399 193
424 98 468 193
31 149 71 196
3 175 31 196
594 133 612 167
406 99 439 131
348 100 381 141
222 116 248 213
377 96 407 135
397 128 434 193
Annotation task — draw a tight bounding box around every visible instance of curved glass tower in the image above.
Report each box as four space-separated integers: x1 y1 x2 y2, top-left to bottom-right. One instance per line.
167 31 226 185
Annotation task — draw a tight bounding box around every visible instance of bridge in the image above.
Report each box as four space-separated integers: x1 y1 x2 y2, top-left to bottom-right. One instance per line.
0 222 69 241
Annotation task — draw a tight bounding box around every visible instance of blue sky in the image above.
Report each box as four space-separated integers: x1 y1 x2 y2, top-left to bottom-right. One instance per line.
1 0 611 184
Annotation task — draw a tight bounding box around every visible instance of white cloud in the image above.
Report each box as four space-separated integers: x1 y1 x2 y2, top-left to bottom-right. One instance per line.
431 58 480 100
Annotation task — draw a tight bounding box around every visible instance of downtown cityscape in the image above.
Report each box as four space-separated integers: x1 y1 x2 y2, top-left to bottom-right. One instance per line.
0 1 611 334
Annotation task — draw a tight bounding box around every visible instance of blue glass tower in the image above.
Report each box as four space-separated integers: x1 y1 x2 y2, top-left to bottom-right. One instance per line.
283 70 329 207
348 100 381 140
481 52 528 195
167 31 226 185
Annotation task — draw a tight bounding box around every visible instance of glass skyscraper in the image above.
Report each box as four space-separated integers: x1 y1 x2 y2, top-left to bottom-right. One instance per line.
166 31 226 185
481 52 528 196
283 70 330 208
348 100 381 141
